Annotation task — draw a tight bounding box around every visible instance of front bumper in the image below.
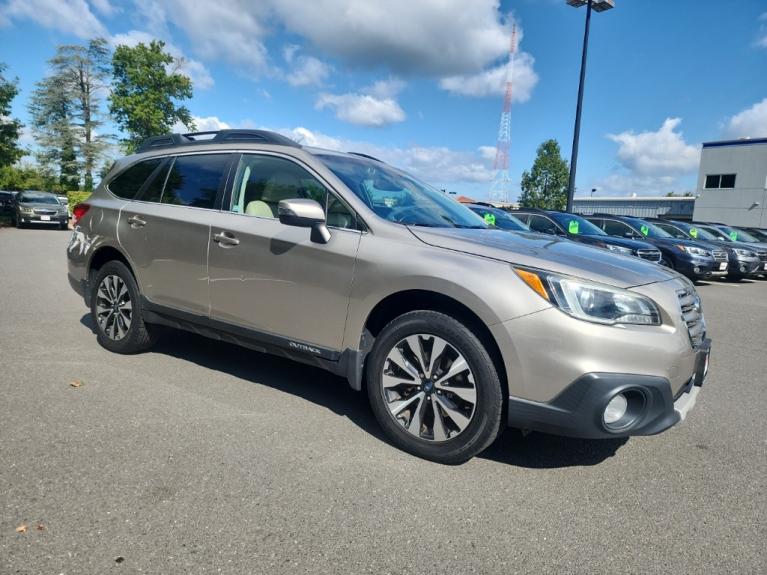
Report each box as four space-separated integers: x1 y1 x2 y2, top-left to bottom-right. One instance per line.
18 214 68 224
506 339 710 438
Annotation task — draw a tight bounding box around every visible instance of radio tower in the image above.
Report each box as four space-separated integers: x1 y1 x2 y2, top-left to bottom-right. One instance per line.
489 24 518 205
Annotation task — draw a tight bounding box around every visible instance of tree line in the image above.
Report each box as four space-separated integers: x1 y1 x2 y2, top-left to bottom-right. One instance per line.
0 39 195 193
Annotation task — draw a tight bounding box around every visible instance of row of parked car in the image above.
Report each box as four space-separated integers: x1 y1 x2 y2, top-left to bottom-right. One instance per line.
465 203 767 282
0 190 71 230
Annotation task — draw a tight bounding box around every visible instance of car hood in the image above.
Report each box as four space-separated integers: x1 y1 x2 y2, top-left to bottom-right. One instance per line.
408 227 677 289
580 234 657 250
645 236 717 250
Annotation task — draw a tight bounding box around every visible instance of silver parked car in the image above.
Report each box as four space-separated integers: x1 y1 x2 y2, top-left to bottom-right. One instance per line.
14 190 70 229
66 130 711 463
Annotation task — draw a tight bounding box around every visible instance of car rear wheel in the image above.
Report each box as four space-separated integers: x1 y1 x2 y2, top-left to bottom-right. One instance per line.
90 260 158 354
366 311 503 464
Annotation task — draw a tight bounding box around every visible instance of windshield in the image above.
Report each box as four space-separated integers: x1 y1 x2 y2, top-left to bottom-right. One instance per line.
548 213 606 236
716 226 759 242
468 206 528 231
681 224 718 241
699 226 729 241
317 154 487 229
626 218 672 238
19 192 59 205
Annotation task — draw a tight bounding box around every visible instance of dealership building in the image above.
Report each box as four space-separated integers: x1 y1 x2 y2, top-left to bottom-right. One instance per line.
692 137 767 227
573 196 695 220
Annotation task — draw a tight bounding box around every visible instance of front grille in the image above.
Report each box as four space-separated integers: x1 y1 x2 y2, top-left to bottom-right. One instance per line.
677 286 706 348
712 250 728 262
758 251 767 263
33 209 57 215
636 248 662 262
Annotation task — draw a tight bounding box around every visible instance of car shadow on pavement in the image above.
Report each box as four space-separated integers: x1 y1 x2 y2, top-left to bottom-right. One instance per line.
480 428 628 468
80 314 629 468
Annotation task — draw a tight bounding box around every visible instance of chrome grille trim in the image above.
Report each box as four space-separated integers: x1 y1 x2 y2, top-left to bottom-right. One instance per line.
677 286 705 348
712 250 728 262
636 249 662 262
33 208 57 215
758 251 767 263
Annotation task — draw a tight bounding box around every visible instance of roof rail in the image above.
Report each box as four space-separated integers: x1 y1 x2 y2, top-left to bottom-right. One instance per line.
347 152 385 163
135 129 300 153
509 207 549 213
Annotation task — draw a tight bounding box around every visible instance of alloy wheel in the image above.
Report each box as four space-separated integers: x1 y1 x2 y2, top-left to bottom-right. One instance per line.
95 274 133 341
381 334 477 442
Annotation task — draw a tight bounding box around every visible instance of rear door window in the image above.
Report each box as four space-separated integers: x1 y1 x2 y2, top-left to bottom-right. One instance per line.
603 219 636 237
108 158 164 199
527 215 560 235
161 154 231 209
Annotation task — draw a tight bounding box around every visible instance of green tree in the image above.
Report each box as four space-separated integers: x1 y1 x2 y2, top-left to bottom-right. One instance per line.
110 40 195 153
29 73 81 190
0 164 44 191
0 63 25 167
519 139 570 210
50 39 112 191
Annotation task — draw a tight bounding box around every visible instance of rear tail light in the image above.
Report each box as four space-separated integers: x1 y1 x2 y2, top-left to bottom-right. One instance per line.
72 203 90 225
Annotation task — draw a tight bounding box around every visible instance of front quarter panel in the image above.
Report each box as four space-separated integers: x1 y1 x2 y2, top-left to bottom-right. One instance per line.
341 230 552 350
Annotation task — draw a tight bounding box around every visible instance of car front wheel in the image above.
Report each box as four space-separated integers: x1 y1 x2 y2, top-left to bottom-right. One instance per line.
90 260 159 354
366 311 504 464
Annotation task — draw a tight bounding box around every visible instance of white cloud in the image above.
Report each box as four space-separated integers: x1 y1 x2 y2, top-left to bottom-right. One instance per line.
0 0 107 39
110 30 214 90
90 0 116 16
756 12 767 48
271 0 511 76
171 115 231 134
282 45 330 87
589 173 692 197
440 51 538 99
724 98 767 139
281 126 494 184
607 118 700 176
138 0 272 75
316 79 406 126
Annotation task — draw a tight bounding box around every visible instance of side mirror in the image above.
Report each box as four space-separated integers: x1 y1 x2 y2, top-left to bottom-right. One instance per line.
278 198 330 244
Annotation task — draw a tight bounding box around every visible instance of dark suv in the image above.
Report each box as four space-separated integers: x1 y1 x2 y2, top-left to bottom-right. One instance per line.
512 209 662 263
692 223 767 277
465 203 529 232
648 219 763 280
585 215 728 281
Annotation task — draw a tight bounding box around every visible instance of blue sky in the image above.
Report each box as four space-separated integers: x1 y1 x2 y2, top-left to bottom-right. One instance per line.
1 0 766 200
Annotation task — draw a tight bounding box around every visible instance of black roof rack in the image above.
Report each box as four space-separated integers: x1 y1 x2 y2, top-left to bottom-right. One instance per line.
136 129 300 153
347 152 385 163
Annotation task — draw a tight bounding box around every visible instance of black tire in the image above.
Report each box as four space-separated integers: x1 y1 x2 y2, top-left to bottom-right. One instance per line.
60 221 69 230
366 311 504 464
90 260 158 354
15 217 23 229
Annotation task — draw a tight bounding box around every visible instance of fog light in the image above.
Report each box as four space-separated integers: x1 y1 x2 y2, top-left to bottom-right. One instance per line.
693 266 701 274
604 394 628 424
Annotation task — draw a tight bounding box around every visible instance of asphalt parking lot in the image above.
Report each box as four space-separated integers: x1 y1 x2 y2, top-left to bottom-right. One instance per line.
1 227 765 575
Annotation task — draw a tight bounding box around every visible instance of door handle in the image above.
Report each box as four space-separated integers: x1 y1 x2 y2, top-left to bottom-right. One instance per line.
127 215 146 228
213 231 240 247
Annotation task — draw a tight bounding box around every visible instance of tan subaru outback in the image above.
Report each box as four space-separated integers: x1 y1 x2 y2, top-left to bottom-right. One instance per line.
67 130 711 463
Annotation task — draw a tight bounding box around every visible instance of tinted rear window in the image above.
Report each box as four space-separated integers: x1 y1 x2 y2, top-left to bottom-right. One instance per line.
161 154 230 209
108 158 164 199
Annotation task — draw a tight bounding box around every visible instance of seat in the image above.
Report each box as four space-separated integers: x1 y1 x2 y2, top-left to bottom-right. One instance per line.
244 172 302 218
327 196 353 229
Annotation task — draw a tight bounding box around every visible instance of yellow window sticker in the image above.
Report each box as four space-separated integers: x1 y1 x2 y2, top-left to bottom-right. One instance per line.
729 231 738 241
640 225 649 236
568 220 580 234
689 227 698 238
484 213 496 226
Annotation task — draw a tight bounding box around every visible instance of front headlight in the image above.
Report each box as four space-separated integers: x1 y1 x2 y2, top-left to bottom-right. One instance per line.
678 245 709 257
733 248 756 258
605 244 634 256
515 268 662 326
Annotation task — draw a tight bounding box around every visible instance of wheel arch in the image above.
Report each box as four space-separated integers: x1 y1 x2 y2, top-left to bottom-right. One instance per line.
86 245 137 300
353 289 508 400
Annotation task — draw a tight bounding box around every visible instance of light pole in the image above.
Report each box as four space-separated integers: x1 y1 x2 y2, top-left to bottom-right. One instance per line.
565 0 615 212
